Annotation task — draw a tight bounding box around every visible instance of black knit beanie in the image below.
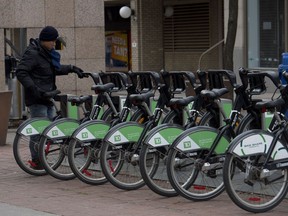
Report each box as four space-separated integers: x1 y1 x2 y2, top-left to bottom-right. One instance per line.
39 26 59 41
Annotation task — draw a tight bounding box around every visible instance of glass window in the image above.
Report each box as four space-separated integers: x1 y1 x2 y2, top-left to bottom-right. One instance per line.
247 0 285 68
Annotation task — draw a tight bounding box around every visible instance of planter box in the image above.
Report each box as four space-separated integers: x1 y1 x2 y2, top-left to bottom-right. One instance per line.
0 91 12 145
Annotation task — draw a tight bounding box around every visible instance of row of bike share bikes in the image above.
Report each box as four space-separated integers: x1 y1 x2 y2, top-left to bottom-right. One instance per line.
13 68 288 213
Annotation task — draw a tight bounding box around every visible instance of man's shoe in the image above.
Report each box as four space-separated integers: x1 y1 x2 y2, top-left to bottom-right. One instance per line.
28 159 44 170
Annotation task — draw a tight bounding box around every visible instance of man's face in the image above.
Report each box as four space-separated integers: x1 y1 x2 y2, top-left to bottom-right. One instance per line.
41 40 57 51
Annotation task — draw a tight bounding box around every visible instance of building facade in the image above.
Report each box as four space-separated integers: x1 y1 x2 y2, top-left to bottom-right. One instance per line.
0 0 287 117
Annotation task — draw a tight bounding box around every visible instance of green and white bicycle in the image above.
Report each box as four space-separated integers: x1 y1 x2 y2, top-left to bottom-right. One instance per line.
165 69 280 201
223 71 288 213
67 71 160 185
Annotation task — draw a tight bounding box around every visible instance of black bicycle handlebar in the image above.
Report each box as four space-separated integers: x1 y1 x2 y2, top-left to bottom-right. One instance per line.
238 67 249 90
207 69 237 88
248 71 280 88
128 71 165 89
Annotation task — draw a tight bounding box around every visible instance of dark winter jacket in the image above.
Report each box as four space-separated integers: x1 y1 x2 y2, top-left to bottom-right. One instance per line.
16 38 71 106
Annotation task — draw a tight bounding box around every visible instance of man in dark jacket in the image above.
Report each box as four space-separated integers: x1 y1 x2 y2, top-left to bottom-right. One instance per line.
16 26 84 169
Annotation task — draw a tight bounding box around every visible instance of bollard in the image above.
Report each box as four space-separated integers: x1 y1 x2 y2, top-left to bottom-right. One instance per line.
0 91 12 145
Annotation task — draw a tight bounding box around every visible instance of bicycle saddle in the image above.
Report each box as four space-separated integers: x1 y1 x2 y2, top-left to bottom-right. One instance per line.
129 91 154 103
200 88 229 99
255 98 285 110
168 96 195 106
91 83 115 93
68 95 91 106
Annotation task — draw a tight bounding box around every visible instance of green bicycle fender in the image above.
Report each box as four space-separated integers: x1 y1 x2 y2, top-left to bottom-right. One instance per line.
104 121 144 145
71 120 110 142
173 126 230 154
143 123 185 147
17 118 51 136
41 118 80 139
229 129 288 160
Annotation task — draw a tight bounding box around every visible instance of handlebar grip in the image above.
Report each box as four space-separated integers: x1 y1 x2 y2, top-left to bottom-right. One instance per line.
239 67 249 89
147 71 163 88
197 70 207 89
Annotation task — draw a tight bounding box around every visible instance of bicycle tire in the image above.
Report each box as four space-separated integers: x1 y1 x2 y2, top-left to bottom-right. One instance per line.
100 117 148 190
40 108 115 181
38 118 80 180
236 113 259 135
139 108 206 197
166 126 229 201
13 118 52 176
13 133 47 176
100 139 144 190
139 110 184 197
68 108 145 185
100 107 115 122
130 108 149 123
67 120 112 185
198 112 220 128
140 144 175 196
162 110 182 125
39 135 70 180
223 130 288 213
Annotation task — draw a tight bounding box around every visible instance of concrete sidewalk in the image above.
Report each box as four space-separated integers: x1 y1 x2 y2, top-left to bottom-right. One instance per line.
0 129 287 216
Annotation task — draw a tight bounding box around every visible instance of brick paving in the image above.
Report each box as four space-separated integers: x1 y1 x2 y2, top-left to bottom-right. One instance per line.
0 129 287 216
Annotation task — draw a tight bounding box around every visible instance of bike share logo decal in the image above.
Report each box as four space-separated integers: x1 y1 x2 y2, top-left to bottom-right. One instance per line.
108 131 129 144
47 126 65 138
114 135 121 142
75 128 95 141
147 133 169 147
26 128 33 134
22 125 39 135
177 136 200 151
82 132 88 139
184 141 191 148
154 137 161 145
52 130 58 136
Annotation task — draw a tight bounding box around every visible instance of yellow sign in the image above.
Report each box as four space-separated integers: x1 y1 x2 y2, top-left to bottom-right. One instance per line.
111 33 128 63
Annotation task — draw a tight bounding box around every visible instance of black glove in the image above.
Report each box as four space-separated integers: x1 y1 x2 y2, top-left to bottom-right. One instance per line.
71 65 84 78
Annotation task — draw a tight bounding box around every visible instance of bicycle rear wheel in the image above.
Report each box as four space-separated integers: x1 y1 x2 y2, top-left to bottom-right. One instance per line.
13 133 46 176
39 136 72 180
224 153 288 213
100 140 145 190
166 127 228 201
68 138 107 185
236 113 260 135
100 109 154 190
140 144 174 196
223 129 288 213
139 109 204 197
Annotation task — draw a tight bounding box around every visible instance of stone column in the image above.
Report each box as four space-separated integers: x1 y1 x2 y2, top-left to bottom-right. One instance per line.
131 0 164 71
